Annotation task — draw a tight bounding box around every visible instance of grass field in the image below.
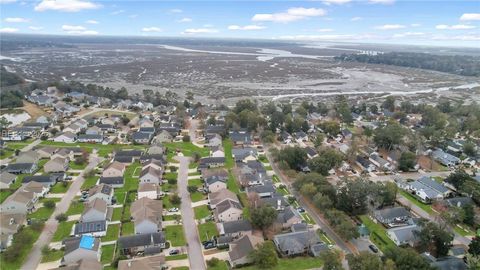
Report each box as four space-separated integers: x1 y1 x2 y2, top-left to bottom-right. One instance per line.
28 206 55 221
398 190 433 214
166 254 188 261
40 248 63 263
100 244 116 264
223 139 234 169
207 260 229 270
50 181 72 193
359 215 396 253
121 222 135 236
81 176 99 190
114 190 126 204
0 226 43 270
0 190 13 204
52 221 75 242
241 257 323 270
191 191 207 202
111 207 123 221
194 205 211 220
102 224 120 242
227 171 240 194
198 222 218 242
69 161 87 170
66 200 84 216
165 225 186 247
164 142 210 157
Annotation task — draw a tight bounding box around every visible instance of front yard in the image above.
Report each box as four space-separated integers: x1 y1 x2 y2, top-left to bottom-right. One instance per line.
52 221 75 242
165 225 186 247
359 215 396 253
198 222 218 242
194 205 211 220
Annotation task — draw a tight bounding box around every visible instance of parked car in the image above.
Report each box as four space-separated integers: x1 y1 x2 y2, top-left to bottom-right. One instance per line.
297 207 305 213
369 244 378 253
203 241 216 249
168 207 179 212
169 249 180 255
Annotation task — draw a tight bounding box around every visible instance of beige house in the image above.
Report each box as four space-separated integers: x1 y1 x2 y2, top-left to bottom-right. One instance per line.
228 235 263 267
0 171 16 189
131 197 163 234
139 167 162 184
138 183 162 200
37 147 58 159
88 184 113 205
102 161 126 178
208 189 239 209
81 198 108 223
62 235 101 265
214 199 243 222
51 259 102 270
44 157 69 173
118 254 166 270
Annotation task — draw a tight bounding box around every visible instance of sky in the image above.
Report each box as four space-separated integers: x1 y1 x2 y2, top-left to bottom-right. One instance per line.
0 0 479 47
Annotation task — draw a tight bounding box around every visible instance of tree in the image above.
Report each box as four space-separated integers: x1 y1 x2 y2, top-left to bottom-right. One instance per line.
384 247 433 270
444 169 471 190
187 185 198 193
319 121 340 136
369 104 378 114
382 96 396 112
324 209 359 240
313 133 325 148
274 146 307 170
169 193 181 206
313 193 333 210
373 121 406 150
250 205 277 231
55 213 68 222
463 141 476 157
468 237 480 256
415 221 454 257
336 179 372 215
43 200 56 209
320 250 343 270
308 147 343 176
234 99 257 114
206 257 220 267
463 203 475 226
249 242 278 269
335 95 353 124
398 151 417 172
466 254 480 270
347 251 383 270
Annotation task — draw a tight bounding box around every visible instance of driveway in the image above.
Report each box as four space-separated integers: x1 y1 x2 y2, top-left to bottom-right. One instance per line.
176 156 206 270
21 151 102 270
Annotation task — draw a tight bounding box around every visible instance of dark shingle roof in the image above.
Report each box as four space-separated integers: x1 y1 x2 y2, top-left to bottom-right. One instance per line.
117 232 165 249
74 220 106 235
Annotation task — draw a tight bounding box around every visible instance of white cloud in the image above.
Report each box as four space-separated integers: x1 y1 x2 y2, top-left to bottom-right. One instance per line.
410 23 421 27
110 9 124 15
252 7 326 23
168 8 182 13
375 24 405 30
182 28 218 34
228 25 265 30
432 34 480 41
322 0 351 5
436 24 476 30
35 0 100 12
350 17 362 21
0 0 17 3
4 17 30 23
393 32 425 38
86 20 98 24
178 17 192 23
460 13 480 21
61 24 97 35
28 26 44 30
369 0 395 4
317 28 333 32
0 27 19 33
142 27 162 32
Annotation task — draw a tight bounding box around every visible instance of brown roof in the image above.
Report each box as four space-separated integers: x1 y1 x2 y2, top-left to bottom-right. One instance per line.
38 146 58 155
0 213 26 234
131 197 163 227
106 161 127 172
5 189 35 205
228 235 263 262
83 198 107 215
139 167 162 178
49 259 103 270
215 199 242 217
202 168 228 179
138 183 161 193
208 189 239 206
118 254 166 270
22 181 45 194
88 183 113 196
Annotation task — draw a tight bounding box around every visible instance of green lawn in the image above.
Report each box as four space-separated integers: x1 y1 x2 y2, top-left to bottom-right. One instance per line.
188 162 198 169
165 225 186 246
164 142 210 157
114 190 126 204
207 260 229 270
121 222 135 236
227 171 240 194
0 226 43 270
194 205 211 220
189 172 201 177
241 257 323 270
52 221 75 242
166 254 188 261
81 176 99 190
41 248 63 263
189 178 203 187
102 224 120 242
265 165 273 171
359 215 396 253
198 222 218 242
163 214 181 221
100 244 116 264
50 181 72 193
223 139 234 168
165 172 178 182
272 175 280 183
398 190 433 214
258 155 268 163
66 200 84 216
111 207 123 221
301 213 315 224
0 190 13 203
28 206 55 221
191 191 207 202
69 161 87 170
120 161 141 192
0 148 14 159
277 187 290 196
163 195 180 209
453 224 475 237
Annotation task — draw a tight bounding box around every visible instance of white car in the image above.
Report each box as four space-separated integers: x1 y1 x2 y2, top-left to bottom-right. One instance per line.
168 207 179 212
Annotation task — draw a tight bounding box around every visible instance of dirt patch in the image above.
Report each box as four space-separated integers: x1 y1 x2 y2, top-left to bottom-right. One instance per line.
21 101 47 119
417 155 444 171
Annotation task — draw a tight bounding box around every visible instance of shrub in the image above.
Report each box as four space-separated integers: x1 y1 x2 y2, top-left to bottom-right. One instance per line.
182 135 190 142
55 213 68 222
169 193 181 205
187 185 198 193
43 200 56 209
206 257 220 267
169 166 178 172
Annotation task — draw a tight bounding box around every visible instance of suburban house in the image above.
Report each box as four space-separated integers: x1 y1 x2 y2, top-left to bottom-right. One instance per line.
407 176 452 203
62 235 101 265
37 147 58 159
74 220 107 237
374 207 413 228
1 188 37 214
118 254 167 270
80 198 108 223
273 230 322 257
217 219 252 239
369 153 392 171
142 159 164 171
0 213 26 249
77 134 104 143
22 181 50 197
117 232 166 256
131 197 163 234
228 235 264 267
88 184 114 205
138 183 162 200
232 148 257 163
304 147 318 159
275 206 303 229
208 189 239 209
229 130 252 146
6 163 38 174
214 199 243 222
16 151 40 163
293 131 309 143
139 167 162 184
210 146 225 158
387 224 420 246
44 157 69 173
86 126 102 135
431 149 460 167
206 134 222 148
22 175 57 187
0 171 16 189
51 259 102 270
279 131 293 144
54 132 77 143
246 182 276 198
98 177 124 188
132 132 152 145
102 161 126 178
198 157 226 170
154 130 173 143
115 150 143 161
147 144 165 155
205 175 227 193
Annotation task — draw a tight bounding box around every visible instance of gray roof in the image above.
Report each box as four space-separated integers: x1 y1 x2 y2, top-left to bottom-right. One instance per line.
432 256 467 270
273 230 321 253
23 175 56 184
216 199 242 214
205 175 226 185
221 220 252 235
247 182 275 195
0 171 16 184
74 220 106 235
78 134 103 140
7 163 36 171
411 177 449 198
444 197 473 208
99 177 124 185
387 224 419 243
374 207 411 222
276 206 301 224
117 232 165 249
232 148 257 160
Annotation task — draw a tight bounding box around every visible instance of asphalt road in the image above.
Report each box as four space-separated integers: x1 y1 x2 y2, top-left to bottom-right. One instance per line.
21 151 102 270
176 156 206 270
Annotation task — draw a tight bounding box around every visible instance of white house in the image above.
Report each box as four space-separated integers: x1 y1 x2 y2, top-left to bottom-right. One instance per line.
138 183 162 200
80 198 108 223
214 199 243 222
53 132 76 143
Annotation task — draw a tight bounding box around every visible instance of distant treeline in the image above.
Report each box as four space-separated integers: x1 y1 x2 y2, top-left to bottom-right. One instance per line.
0 66 25 108
335 52 480 76
1 66 24 87
0 39 75 52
